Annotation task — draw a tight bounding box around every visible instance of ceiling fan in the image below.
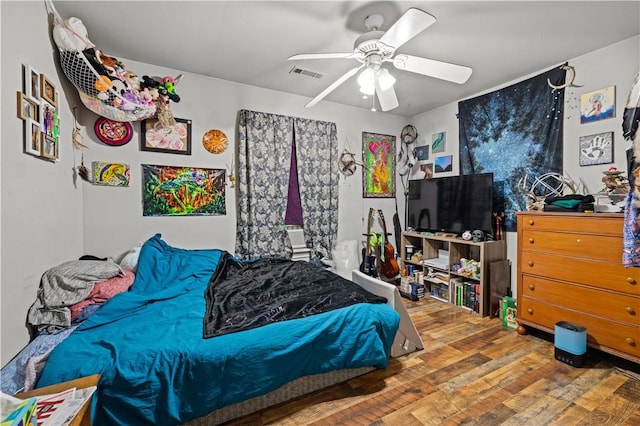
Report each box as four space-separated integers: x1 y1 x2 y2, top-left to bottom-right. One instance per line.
288 8 473 112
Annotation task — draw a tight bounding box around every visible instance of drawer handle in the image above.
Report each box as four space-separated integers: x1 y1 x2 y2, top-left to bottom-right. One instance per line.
527 308 533 315
626 307 636 315
627 277 637 285
529 238 534 244
529 220 534 226
576 238 581 243
528 284 535 291
626 338 636 346
528 261 534 267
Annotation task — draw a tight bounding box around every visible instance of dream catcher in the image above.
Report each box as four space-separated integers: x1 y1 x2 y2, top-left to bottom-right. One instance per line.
71 107 91 181
398 124 418 176
337 139 368 177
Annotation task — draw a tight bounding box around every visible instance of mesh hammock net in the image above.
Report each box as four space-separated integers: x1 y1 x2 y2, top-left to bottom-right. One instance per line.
47 1 156 122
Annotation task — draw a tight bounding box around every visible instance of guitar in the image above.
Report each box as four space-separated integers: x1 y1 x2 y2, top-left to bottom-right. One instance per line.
377 209 400 279
359 208 378 277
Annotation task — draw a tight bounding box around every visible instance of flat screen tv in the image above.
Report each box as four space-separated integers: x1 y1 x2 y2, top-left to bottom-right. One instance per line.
407 173 495 236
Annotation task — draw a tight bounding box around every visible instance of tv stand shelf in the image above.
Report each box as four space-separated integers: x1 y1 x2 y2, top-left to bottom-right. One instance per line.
400 231 506 317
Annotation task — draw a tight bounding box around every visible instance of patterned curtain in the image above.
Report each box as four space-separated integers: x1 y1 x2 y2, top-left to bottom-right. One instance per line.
294 117 339 258
236 110 338 259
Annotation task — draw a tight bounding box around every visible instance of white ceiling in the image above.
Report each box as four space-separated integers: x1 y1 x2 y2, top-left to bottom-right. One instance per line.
51 1 640 117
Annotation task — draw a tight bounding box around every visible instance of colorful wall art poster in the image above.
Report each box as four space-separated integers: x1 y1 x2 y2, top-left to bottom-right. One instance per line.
432 131 446 153
142 164 226 216
362 132 396 198
580 86 615 123
92 161 130 186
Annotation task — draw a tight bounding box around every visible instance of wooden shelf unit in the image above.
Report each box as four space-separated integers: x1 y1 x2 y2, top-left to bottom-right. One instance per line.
400 231 506 317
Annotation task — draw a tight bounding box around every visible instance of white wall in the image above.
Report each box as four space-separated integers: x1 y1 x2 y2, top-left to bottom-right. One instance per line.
79 60 407 258
0 2 407 365
1 2 85 366
409 35 640 296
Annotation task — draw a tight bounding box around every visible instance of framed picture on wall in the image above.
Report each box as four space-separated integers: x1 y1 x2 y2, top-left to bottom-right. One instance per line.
140 118 192 155
40 133 58 160
40 74 57 106
434 155 453 173
362 132 396 198
24 117 41 157
16 91 38 121
579 132 613 166
23 64 41 102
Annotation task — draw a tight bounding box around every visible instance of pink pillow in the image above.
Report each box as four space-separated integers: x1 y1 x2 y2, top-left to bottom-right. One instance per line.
70 270 135 321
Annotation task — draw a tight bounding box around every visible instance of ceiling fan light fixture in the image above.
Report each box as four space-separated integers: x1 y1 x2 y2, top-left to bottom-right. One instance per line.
357 67 375 93
377 68 396 91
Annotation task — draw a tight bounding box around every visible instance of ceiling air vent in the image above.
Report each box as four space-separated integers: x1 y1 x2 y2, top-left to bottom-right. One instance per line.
289 66 324 79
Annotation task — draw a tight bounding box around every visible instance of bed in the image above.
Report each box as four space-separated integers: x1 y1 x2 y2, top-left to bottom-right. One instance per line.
3 234 423 425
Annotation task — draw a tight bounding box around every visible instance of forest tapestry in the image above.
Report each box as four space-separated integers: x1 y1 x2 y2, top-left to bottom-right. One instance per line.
458 66 566 232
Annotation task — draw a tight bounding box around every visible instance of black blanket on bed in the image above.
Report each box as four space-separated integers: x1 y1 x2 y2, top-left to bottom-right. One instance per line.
203 252 387 338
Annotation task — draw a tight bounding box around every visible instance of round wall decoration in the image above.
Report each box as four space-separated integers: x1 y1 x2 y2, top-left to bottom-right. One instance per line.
94 117 133 146
202 129 228 154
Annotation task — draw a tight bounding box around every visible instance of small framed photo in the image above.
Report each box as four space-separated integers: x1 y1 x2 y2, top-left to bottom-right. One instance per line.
23 64 40 102
16 91 39 121
40 74 57 106
414 145 430 163
40 134 58 160
24 117 42 156
579 132 613 166
140 117 192 155
40 100 59 143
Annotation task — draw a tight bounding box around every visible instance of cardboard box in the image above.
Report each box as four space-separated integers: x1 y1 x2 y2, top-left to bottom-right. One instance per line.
15 375 99 426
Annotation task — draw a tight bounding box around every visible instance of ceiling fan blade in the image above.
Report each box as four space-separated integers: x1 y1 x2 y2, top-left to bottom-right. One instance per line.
289 53 358 60
375 81 399 112
392 54 472 84
378 8 436 51
306 64 364 108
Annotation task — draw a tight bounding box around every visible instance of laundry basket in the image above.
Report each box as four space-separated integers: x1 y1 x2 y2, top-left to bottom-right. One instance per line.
47 1 156 122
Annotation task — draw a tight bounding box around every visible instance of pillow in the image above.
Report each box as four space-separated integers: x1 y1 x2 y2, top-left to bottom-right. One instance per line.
119 246 141 273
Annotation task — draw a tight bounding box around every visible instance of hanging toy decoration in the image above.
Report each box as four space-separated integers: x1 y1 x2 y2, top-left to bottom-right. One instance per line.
139 74 183 129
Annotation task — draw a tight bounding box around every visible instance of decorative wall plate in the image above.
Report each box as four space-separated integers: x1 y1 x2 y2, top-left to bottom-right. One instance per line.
94 117 133 146
203 129 228 154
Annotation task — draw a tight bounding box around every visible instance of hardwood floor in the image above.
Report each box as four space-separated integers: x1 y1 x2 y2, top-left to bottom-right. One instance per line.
226 296 640 425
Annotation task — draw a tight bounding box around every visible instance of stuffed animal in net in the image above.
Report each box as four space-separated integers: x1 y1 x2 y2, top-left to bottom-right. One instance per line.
50 12 156 121
140 75 183 128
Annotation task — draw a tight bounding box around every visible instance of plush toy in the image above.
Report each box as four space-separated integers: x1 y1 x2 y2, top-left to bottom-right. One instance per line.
95 50 125 76
52 17 94 51
94 75 112 100
140 75 183 128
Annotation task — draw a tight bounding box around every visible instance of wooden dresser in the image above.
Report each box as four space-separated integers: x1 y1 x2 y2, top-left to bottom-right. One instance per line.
516 212 639 364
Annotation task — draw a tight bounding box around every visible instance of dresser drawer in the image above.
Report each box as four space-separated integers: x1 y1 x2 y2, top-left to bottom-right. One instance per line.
519 297 640 358
521 275 639 324
520 251 640 295
518 213 623 235
521 230 622 262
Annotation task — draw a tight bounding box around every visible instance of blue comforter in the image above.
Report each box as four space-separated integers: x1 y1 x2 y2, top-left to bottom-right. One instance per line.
37 234 400 425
